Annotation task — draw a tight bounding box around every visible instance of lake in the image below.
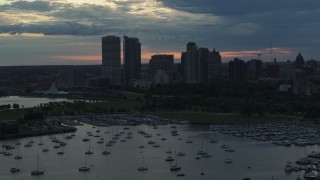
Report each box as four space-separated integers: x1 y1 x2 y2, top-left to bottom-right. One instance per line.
0 124 312 180
0 96 76 108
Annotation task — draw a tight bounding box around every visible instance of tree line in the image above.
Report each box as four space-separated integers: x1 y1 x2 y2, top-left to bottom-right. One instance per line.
139 82 320 118
0 103 20 111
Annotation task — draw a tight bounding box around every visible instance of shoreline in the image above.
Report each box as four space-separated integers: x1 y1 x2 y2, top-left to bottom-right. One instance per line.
0 125 76 141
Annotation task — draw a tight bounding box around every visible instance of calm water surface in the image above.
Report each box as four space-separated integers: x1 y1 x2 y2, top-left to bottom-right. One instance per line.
0 124 314 180
0 96 75 108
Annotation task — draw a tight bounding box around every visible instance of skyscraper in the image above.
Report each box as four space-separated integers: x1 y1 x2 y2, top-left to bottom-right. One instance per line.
295 52 305 69
198 48 210 83
102 36 121 85
229 58 247 82
185 42 199 83
180 52 187 81
208 49 222 82
123 36 141 85
246 59 262 81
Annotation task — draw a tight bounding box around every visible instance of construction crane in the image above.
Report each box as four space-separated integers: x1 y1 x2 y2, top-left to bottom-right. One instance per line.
251 53 262 60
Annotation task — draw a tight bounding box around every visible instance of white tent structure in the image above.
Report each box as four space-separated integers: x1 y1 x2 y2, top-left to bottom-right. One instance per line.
46 83 68 95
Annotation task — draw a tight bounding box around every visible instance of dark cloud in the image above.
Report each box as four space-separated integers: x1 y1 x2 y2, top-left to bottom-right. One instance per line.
2 0 54 12
157 0 320 16
153 0 320 52
0 0 319 64
0 22 108 36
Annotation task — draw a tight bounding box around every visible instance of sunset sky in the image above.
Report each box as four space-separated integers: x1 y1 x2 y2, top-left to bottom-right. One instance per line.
0 0 319 65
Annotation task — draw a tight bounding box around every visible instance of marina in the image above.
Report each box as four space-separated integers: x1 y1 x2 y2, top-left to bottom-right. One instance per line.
1 118 320 180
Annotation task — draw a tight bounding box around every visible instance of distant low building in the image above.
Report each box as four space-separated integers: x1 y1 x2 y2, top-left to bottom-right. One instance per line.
149 54 174 82
64 68 87 88
133 79 152 89
154 70 170 85
279 84 292 92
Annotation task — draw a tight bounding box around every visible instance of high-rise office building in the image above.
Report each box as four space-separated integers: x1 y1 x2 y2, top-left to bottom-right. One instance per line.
180 52 187 81
246 59 262 81
185 42 199 83
198 48 210 83
123 36 141 85
208 49 222 82
229 58 247 82
295 52 305 69
182 44 222 84
101 36 121 85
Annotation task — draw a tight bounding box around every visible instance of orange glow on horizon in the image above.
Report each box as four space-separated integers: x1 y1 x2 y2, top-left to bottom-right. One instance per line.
221 48 292 59
221 51 264 58
48 47 292 64
52 55 101 62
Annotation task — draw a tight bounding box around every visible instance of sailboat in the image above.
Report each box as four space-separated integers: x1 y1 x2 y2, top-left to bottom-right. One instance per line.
15 141 21 146
24 143 32 148
14 145 22 160
4 150 12 156
38 136 44 146
79 155 90 172
57 143 65 155
185 135 193 144
10 167 20 173
170 151 181 171
82 133 89 142
221 134 229 149
202 141 211 158
165 148 174 162
177 142 186 156
171 127 179 136
197 138 206 156
137 156 148 171
209 129 217 143
160 130 167 141
102 145 110 155
42 142 49 152
85 141 93 155
31 154 44 176
224 151 232 164
139 132 145 149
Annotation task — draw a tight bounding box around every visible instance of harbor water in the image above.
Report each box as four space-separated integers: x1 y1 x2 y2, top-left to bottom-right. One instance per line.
0 124 314 180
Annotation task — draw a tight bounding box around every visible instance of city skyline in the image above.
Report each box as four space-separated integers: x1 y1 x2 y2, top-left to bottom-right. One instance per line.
0 0 320 65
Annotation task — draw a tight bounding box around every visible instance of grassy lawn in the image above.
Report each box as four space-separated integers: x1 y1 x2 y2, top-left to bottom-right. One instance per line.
159 112 300 124
0 98 143 121
89 99 142 110
0 97 303 125
0 110 23 121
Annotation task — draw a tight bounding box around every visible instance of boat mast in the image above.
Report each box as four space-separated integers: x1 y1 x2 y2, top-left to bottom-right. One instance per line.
37 154 39 171
84 155 87 168
175 150 178 166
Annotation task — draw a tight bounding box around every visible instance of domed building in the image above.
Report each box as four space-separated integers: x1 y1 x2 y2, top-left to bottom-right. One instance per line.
295 52 305 69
